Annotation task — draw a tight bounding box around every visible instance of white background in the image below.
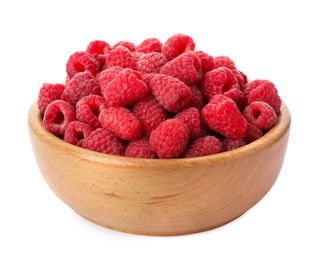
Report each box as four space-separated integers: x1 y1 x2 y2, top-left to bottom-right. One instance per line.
1 0 315 259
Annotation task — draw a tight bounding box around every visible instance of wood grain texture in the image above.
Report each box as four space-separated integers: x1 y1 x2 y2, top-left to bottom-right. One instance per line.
28 100 291 236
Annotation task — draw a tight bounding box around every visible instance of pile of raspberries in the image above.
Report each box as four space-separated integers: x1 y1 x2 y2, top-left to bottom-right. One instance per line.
37 33 282 159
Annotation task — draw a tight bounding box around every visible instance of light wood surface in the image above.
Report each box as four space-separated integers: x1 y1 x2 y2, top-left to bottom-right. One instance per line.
28 100 291 236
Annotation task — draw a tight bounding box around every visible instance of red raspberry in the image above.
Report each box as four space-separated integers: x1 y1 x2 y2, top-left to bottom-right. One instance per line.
86 40 112 69
106 45 137 70
175 107 204 141
201 94 248 139
182 135 223 158
160 52 202 85
132 95 167 136
76 95 107 129
141 72 158 86
243 101 277 131
231 69 247 87
125 137 158 159
137 52 167 74
222 138 246 151
149 74 192 113
112 40 136 52
82 128 125 155
61 71 100 106
213 56 236 70
149 118 189 159
64 120 93 146
162 33 195 61
103 68 149 107
201 67 242 102
66 51 99 79
37 83 65 114
243 79 282 114
98 66 123 94
99 106 142 141
187 85 205 111
135 38 162 53
245 123 263 144
193 50 214 75
43 100 76 137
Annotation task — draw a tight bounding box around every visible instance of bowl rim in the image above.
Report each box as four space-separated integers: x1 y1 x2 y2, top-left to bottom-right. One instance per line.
28 100 291 168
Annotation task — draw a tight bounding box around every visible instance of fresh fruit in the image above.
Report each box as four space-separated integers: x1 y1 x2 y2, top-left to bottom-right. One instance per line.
37 34 282 158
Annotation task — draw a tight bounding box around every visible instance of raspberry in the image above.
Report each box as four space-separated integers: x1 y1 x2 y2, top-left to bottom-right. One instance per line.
201 67 242 102
141 72 158 86
201 94 248 139
137 52 167 74
149 118 189 159
213 56 236 70
112 40 136 52
86 40 112 69
149 74 192 113
76 95 107 129
160 52 202 85
162 33 195 61
193 50 214 75
99 106 142 141
182 135 223 158
82 128 125 155
37 83 65 114
243 101 277 131
106 45 137 70
244 123 263 144
66 51 99 79
125 137 158 158
103 68 149 107
98 66 123 94
222 138 246 151
135 38 162 53
61 71 100 106
187 85 205 111
132 95 167 136
243 79 281 114
175 107 203 141
43 100 76 137
64 120 93 146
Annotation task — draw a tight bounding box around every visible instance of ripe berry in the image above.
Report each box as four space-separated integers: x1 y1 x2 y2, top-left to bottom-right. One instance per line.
61 71 100 106
132 95 167 136
243 101 277 131
99 106 142 141
160 52 202 85
82 128 125 155
106 45 137 70
175 107 204 141
213 56 236 70
37 83 65 114
64 120 93 146
86 40 112 69
149 74 192 113
222 138 246 151
243 79 281 114
193 50 214 75
137 52 167 74
201 94 248 139
149 118 189 159
125 137 158 158
102 68 149 107
135 38 162 53
182 135 223 158
43 100 76 137
76 95 107 129
201 67 242 102
162 33 195 61
66 51 99 79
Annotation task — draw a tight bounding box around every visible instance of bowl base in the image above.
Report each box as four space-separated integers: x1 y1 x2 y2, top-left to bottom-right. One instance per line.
76 211 245 236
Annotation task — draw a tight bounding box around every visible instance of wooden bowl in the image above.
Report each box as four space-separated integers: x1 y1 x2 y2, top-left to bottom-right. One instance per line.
28 100 291 236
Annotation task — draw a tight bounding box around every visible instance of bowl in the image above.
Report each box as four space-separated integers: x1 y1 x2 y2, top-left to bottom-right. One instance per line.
28 100 291 236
